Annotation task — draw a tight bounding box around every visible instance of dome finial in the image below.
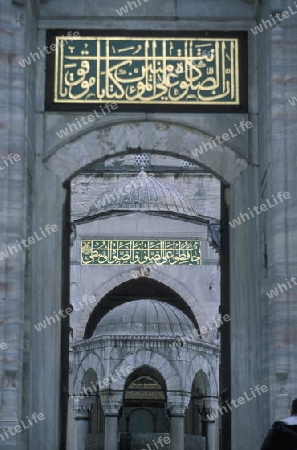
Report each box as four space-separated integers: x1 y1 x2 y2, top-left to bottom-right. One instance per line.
138 167 147 178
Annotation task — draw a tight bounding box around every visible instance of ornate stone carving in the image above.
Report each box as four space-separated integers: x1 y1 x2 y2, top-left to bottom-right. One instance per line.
73 396 95 413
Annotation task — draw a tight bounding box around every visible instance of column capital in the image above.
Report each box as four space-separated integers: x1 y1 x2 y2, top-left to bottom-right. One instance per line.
100 390 122 415
198 397 218 422
168 392 190 416
200 409 215 422
73 396 95 414
168 404 187 416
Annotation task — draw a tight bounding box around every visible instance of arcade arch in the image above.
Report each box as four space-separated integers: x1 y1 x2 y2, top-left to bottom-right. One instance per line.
32 118 253 450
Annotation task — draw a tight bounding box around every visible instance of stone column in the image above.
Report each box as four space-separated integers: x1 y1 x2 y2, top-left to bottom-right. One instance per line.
200 398 218 450
75 410 89 450
201 417 216 450
104 415 118 450
73 397 95 450
269 21 290 423
170 415 185 450
0 1 33 446
100 391 122 450
168 394 189 450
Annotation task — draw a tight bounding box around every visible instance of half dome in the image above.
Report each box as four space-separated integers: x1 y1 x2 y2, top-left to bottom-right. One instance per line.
88 169 202 219
93 299 196 338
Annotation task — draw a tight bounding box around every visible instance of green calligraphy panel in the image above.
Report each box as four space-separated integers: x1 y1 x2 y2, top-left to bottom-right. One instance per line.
53 35 241 106
81 239 201 265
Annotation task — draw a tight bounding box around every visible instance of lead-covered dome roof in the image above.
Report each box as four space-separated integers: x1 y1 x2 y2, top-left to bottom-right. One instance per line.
88 169 203 220
93 299 196 337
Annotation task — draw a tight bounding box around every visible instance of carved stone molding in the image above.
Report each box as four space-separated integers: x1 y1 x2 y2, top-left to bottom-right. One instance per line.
100 391 123 415
168 395 190 416
73 396 95 413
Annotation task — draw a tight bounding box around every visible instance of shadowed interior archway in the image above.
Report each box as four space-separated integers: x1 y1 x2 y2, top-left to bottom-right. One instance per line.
119 366 169 435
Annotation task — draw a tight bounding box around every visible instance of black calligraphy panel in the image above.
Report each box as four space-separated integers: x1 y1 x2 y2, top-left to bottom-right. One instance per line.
81 239 201 265
47 32 247 111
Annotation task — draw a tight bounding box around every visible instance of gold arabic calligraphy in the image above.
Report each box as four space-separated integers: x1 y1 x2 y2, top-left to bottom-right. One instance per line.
81 240 201 265
54 36 239 105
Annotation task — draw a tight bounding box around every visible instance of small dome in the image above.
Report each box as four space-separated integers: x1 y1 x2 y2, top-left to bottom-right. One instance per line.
88 169 199 219
94 299 196 337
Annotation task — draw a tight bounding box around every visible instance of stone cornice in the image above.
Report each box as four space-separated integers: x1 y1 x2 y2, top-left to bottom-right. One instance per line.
72 335 220 354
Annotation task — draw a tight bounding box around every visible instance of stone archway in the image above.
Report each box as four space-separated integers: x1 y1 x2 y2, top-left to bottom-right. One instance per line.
44 121 248 185
185 354 219 396
185 369 218 450
30 119 259 450
73 353 105 395
120 366 169 435
73 267 209 341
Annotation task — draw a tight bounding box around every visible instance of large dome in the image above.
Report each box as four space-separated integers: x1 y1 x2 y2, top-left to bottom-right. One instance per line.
88 169 203 219
93 299 196 337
